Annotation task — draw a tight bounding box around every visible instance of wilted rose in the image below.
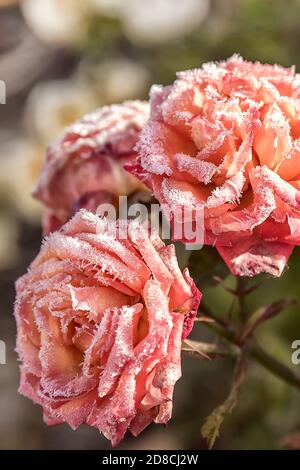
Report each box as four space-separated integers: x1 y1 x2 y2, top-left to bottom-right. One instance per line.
131 55 300 276
14 210 200 446
34 101 150 234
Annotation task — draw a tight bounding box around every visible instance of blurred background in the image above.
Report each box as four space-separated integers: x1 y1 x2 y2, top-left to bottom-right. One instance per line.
1 0 300 450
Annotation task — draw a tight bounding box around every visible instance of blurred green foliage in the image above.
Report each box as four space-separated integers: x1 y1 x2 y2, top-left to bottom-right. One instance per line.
83 0 300 85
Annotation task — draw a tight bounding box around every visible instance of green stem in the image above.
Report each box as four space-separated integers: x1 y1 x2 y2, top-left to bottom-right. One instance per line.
236 277 248 323
203 322 300 390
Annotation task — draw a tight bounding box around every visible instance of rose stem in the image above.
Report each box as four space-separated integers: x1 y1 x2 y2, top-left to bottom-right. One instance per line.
202 321 300 390
236 276 249 323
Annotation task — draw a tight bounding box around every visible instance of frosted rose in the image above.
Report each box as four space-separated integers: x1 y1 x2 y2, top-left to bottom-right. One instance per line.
14 210 200 446
132 55 300 276
34 101 150 235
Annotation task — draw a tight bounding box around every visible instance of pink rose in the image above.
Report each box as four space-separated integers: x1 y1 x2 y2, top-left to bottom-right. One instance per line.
14 209 200 446
34 101 150 235
130 55 300 276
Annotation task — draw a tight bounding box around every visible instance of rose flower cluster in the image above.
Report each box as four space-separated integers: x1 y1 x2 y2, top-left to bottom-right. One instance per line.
14 56 300 445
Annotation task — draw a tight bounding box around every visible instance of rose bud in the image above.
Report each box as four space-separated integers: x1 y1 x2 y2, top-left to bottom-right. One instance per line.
33 101 150 235
14 209 201 446
130 55 300 276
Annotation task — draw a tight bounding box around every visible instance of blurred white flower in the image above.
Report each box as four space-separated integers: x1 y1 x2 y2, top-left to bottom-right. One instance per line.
0 137 43 222
80 58 150 103
21 0 210 46
121 0 210 44
24 79 97 144
21 0 88 45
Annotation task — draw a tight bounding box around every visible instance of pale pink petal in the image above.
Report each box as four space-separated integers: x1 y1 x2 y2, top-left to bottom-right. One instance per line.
217 238 294 277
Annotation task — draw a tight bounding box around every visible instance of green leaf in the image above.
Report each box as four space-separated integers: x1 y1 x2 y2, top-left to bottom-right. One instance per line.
201 388 238 449
201 352 248 449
